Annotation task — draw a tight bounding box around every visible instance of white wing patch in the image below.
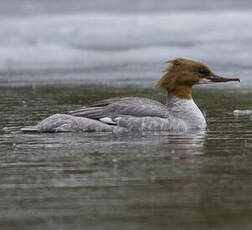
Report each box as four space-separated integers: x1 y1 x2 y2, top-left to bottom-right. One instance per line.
99 117 117 125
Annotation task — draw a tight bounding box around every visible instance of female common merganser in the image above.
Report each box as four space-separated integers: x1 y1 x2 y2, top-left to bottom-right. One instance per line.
21 58 239 132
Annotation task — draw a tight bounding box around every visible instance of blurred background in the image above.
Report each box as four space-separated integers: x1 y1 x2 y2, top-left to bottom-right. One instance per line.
1 1 252 230
0 0 252 86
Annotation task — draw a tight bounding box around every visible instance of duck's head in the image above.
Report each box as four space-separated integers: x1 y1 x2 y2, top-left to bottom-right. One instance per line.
156 58 240 99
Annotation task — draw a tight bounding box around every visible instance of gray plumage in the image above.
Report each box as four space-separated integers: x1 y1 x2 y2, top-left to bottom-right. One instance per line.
19 96 206 132
68 97 170 119
21 114 114 132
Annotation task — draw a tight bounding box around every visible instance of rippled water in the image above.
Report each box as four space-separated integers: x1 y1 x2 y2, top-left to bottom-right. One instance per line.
1 85 252 230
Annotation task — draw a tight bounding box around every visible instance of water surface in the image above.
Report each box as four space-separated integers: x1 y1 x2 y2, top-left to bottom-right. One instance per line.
1 85 252 230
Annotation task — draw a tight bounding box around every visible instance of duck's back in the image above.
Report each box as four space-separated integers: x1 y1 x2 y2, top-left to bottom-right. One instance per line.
68 97 171 120
18 96 205 133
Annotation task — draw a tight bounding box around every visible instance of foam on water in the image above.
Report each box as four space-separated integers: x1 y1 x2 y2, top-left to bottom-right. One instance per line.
233 110 252 116
0 11 252 84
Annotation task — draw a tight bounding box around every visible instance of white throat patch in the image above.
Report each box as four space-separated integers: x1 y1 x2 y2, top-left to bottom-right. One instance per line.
198 78 213 84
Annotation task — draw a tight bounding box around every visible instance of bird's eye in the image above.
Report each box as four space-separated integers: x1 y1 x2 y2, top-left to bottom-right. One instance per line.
199 68 208 75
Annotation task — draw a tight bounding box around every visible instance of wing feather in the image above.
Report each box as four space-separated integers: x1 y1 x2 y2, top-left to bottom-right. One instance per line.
68 97 170 119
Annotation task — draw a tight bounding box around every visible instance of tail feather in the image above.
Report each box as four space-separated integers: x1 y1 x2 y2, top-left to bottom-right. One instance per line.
2 126 23 133
20 126 40 132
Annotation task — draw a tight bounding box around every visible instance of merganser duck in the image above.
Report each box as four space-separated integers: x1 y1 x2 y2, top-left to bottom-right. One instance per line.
21 58 239 133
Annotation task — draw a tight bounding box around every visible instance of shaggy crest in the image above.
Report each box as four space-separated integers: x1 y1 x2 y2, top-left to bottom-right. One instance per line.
155 59 177 91
155 58 212 91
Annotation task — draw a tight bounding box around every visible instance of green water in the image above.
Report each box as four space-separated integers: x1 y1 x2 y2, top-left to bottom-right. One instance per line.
0 84 252 230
